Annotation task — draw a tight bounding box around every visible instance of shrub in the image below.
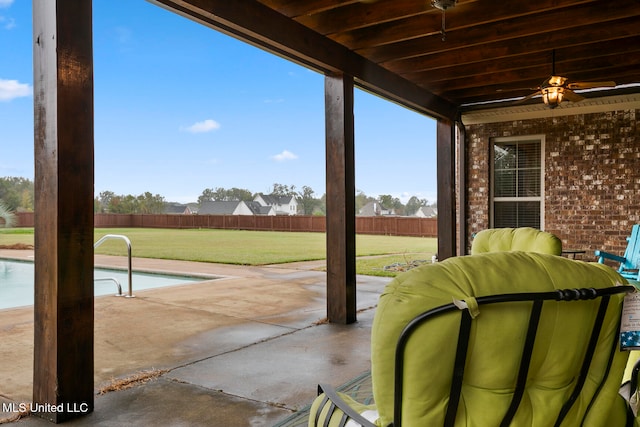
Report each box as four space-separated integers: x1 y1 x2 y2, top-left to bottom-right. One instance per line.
0 200 16 228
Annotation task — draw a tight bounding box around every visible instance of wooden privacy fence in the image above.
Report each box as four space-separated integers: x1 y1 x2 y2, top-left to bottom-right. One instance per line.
15 212 437 237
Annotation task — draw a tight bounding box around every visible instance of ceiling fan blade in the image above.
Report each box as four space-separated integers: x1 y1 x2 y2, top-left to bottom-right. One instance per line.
514 90 542 103
567 81 616 90
498 86 540 92
563 89 585 102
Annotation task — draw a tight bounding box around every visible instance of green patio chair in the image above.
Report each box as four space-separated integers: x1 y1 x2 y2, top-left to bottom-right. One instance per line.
470 227 562 255
309 252 639 427
596 224 640 283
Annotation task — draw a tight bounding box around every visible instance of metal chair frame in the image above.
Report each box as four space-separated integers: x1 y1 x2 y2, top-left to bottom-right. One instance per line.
317 285 637 427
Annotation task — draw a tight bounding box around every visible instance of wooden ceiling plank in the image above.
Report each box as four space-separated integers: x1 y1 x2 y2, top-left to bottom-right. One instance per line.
359 0 640 64
149 0 458 120
406 54 551 84
447 78 640 106
443 64 640 105
429 54 640 94
434 60 640 104
332 0 595 50
382 17 640 75
405 44 640 85
256 0 359 18
295 0 433 35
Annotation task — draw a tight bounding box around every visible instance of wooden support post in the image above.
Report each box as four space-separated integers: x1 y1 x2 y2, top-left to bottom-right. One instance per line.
32 0 94 422
457 122 468 254
436 119 456 260
324 73 356 324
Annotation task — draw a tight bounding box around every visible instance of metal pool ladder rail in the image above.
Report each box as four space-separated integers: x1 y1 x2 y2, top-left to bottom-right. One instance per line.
94 277 122 296
94 234 134 298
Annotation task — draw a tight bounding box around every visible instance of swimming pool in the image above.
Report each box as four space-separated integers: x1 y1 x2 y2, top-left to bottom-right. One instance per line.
0 259 211 310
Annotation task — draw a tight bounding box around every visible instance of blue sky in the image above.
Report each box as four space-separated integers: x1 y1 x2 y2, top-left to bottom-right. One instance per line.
0 0 437 204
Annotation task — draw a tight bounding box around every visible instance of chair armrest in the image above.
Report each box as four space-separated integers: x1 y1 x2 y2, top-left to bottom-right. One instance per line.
594 250 626 264
316 384 377 427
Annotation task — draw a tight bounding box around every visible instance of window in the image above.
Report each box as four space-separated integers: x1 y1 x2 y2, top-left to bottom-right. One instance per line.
491 136 544 229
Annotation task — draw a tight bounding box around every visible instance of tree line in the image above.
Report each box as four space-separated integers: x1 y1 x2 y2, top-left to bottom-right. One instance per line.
0 177 33 212
0 177 434 216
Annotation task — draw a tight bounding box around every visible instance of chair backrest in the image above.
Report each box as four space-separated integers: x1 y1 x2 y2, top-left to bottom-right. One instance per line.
470 227 562 256
371 252 631 427
621 224 640 272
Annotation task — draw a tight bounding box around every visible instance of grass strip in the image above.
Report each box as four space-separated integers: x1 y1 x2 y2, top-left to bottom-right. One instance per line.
0 227 437 275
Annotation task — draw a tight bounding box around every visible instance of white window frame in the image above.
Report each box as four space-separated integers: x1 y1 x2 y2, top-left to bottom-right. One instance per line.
490 135 545 229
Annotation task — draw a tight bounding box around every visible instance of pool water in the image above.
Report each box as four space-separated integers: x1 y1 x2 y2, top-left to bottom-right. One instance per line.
0 259 208 310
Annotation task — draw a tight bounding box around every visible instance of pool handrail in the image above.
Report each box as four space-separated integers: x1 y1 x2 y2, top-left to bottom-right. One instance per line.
94 234 134 298
94 277 123 296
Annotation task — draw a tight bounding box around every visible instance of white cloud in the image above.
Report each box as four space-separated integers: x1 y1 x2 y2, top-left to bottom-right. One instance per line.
114 26 132 44
0 79 32 101
271 150 298 162
0 0 14 8
181 119 221 134
0 16 15 29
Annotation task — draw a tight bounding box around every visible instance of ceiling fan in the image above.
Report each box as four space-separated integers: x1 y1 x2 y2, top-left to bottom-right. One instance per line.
521 51 616 109
360 0 458 40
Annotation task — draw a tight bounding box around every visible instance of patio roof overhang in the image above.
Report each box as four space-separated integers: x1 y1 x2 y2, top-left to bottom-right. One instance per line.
148 0 640 119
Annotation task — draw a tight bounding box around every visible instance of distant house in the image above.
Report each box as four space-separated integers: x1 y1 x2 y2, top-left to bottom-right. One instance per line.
414 206 437 218
164 203 192 215
199 201 275 216
254 194 298 215
246 201 276 216
186 203 199 214
358 201 395 216
199 201 253 216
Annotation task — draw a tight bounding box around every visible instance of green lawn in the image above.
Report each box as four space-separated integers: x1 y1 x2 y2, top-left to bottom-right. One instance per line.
0 227 436 276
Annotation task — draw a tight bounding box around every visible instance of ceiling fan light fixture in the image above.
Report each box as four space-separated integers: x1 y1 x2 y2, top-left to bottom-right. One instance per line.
541 86 565 109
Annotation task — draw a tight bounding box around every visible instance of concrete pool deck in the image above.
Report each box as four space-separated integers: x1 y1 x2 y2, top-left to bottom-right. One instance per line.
0 249 390 426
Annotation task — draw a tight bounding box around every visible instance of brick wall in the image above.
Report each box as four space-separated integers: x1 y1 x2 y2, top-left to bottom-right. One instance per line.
464 108 639 257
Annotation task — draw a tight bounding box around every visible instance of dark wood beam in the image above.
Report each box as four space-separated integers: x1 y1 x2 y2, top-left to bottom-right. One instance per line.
363 0 637 64
457 122 467 255
294 0 433 35
324 73 356 325
402 41 640 84
149 0 457 121
256 0 364 18
332 0 594 49
383 16 640 74
436 120 456 260
444 63 640 105
430 53 640 94
32 0 94 422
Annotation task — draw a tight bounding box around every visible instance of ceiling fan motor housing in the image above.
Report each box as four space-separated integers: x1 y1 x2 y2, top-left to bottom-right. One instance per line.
431 0 457 10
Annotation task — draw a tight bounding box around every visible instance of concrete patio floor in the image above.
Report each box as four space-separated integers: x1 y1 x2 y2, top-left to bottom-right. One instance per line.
0 249 390 426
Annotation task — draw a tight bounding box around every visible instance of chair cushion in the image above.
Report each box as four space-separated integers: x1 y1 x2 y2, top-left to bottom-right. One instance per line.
470 227 562 255
371 252 628 426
